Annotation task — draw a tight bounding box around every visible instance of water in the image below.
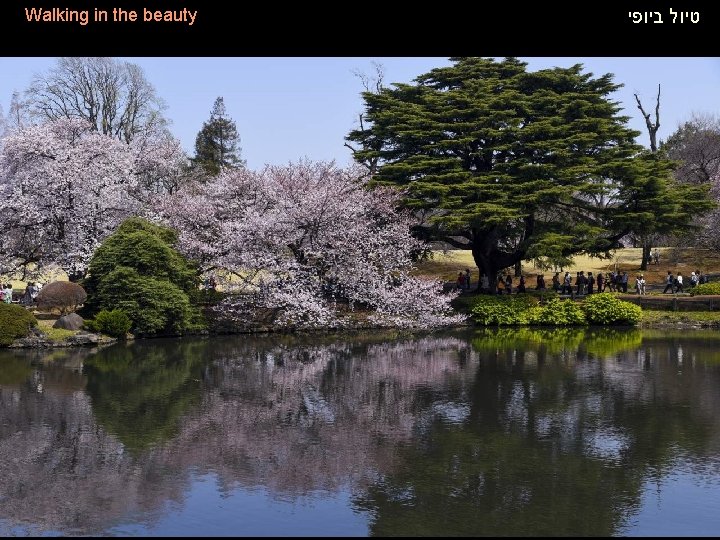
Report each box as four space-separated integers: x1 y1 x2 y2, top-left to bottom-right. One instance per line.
1 327 720 536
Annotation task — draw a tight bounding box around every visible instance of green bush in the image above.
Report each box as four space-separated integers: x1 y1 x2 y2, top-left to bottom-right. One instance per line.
90 309 132 338
83 217 205 336
470 294 538 326
0 303 38 346
92 267 201 336
583 293 642 325
690 282 720 296
527 298 586 326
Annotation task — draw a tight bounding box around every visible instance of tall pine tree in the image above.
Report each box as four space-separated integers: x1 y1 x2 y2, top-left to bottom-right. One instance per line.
194 97 245 175
347 57 711 286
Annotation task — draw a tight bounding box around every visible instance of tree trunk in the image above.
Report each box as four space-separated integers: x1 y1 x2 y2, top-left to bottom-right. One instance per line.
640 243 651 271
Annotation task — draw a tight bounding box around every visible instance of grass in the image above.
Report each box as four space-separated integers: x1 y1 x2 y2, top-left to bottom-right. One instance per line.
42 327 79 342
37 319 81 342
415 247 720 285
639 310 720 327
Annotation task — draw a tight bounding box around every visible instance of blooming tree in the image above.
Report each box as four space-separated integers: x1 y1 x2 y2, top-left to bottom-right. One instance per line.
0 118 186 279
158 160 464 329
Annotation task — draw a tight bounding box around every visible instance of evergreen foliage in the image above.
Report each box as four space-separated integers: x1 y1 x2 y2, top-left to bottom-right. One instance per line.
194 96 244 175
347 57 711 284
82 217 203 336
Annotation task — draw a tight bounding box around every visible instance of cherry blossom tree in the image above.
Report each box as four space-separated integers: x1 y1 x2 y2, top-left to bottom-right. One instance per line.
158 160 463 329
0 118 192 279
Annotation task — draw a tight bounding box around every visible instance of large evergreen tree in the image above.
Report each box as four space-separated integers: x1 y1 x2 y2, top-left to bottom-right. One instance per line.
194 97 244 175
347 57 709 284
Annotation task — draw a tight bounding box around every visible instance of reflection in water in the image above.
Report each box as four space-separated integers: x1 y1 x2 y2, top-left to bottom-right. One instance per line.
1 329 720 535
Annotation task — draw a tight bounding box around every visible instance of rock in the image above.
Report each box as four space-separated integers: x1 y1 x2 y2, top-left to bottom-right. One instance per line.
53 313 84 330
66 333 100 346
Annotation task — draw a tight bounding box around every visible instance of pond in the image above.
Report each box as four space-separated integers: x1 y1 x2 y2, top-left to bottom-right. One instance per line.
1 328 720 536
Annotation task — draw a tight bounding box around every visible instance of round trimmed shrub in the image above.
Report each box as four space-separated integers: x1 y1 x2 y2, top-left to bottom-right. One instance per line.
690 282 720 296
0 303 38 346
36 281 87 315
91 309 132 338
583 293 642 325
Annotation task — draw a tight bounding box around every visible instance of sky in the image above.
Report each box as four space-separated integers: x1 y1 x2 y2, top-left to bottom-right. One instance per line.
1 57 719 169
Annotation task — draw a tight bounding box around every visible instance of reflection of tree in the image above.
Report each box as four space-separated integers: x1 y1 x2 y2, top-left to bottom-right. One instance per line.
357 330 719 536
0 330 720 535
84 339 208 452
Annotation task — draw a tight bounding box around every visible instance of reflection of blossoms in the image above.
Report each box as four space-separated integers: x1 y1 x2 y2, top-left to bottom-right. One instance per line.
158 160 464 329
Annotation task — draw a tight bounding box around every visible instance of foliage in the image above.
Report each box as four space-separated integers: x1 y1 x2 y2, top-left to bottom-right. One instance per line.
0 303 37 346
158 160 464 329
83 217 203 336
347 57 711 286
689 282 720 296
582 293 642 325
35 281 87 315
194 96 244 175
469 295 538 326
89 310 132 338
527 298 586 326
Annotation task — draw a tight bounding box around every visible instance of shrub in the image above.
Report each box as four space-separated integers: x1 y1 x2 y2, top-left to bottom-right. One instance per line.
690 282 720 296
82 217 204 336
92 267 200 336
91 309 132 338
0 303 38 346
470 294 538 326
583 293 642 325
527 298 586 326
36 281 87 315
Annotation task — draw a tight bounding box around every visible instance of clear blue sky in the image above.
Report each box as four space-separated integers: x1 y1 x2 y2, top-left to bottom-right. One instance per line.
1 57 719 169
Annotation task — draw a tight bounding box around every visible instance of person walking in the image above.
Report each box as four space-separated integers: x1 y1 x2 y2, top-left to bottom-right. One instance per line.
676 272 684 293
505 274 513 294
552 272 560 292
638 274 646 295
464 269 471 290
597 272 604 292
518 275 526 293
587 272 595 294
536 274 546 291
496 275 506 295
561 272 572 295
456 272 464 291
621 272 629 293
663 271 674 294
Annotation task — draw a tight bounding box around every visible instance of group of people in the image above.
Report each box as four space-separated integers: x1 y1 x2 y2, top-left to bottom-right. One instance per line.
0 282 43 305
456 269 472 291
459 266 712 296
552 271 631 296
662 270 708 294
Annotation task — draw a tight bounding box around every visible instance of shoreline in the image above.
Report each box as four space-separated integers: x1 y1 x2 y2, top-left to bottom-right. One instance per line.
5 314 719 349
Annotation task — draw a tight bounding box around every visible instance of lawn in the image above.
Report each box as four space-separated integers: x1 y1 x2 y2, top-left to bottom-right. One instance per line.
415 247 720 288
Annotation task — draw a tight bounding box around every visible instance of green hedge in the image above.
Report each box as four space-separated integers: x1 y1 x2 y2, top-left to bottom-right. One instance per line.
583 293 642 325
0 304 38 346
469 292 641 326
470 294 538 325
527 298 586 326
690 282 720 296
